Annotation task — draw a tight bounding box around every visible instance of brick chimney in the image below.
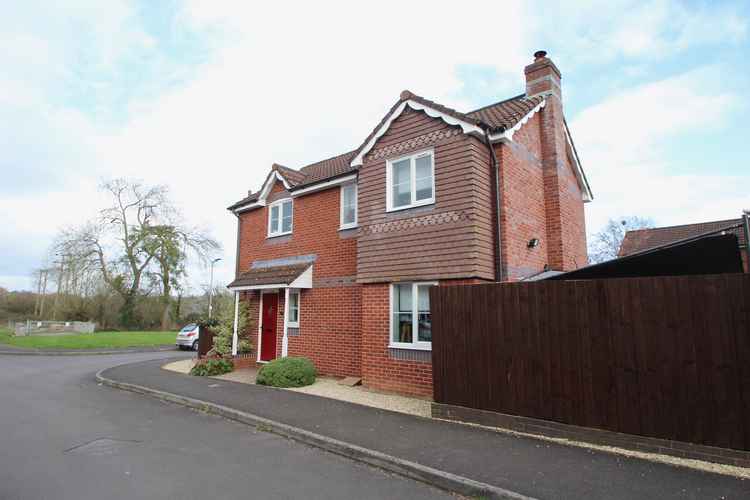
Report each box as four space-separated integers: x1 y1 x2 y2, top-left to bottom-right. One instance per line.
523 51 586 271
524 50 562 101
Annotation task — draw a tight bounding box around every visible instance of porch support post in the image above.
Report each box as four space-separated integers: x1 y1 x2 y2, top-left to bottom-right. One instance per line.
231 291 239 356
282 287 290 357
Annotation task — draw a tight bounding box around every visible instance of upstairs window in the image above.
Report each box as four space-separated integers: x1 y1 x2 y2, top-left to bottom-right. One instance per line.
386 149 435 212
340 183 358 229
268 199 293 237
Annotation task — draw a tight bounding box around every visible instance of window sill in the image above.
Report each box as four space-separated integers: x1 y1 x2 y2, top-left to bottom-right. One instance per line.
386 199 435 213
267 231 292 239
388 343 432 351
339 224 358 231
287 323 299 328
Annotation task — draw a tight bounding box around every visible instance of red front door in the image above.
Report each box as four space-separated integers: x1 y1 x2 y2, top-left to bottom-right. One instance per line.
260 293 278 362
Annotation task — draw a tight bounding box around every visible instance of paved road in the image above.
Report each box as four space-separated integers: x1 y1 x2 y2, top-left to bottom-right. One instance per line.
106 358 750 500
0 353 452 500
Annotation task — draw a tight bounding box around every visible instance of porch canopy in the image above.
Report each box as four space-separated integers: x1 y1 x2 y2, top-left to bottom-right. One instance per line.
227 262 313 291
226 262 313 357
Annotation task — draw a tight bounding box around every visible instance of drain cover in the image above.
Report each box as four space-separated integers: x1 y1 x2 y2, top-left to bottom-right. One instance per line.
64 438 140 456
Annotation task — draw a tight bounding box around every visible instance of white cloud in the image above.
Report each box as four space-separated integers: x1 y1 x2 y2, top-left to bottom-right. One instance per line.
529 0 747 67
2 0 749 291
86 0 534 289
573 66 747 234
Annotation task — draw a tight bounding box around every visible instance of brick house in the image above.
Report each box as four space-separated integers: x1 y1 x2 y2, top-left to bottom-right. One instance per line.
226 51 593 397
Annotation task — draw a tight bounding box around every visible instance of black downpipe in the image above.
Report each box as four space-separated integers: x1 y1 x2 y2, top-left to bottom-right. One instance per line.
234 213 242 278
484 130 504 282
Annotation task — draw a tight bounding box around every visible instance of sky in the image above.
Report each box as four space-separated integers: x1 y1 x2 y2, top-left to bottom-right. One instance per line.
2 0 749 292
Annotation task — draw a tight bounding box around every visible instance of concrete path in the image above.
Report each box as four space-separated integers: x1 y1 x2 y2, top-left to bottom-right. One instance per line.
103 357 749 500
0 353 452 500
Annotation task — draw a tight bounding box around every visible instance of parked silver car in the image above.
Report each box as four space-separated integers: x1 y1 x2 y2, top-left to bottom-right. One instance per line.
175 323 199 351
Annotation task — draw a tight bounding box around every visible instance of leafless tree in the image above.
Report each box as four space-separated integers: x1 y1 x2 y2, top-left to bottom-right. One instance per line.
588 216 654 264
53 178 220 328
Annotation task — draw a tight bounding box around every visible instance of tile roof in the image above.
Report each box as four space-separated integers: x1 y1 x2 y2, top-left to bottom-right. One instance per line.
467 94 546 132
226 263 311 289
227 191 259 211
229 90 553 209
273 163 306 187
619 218 746 256
295 150 357 188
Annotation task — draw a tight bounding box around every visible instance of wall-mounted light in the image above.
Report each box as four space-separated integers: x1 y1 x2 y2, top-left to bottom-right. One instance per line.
527 238 540 249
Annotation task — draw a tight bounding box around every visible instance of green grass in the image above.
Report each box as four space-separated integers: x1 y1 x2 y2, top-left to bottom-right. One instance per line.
0 327 176 350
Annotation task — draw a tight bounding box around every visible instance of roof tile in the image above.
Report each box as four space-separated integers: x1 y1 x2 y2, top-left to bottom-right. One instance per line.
230 91 550 208
467 94 546 132
619 219 746 256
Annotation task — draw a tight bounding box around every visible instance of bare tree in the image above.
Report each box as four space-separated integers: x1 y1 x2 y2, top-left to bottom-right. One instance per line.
588 216 654 264
53 179 220 329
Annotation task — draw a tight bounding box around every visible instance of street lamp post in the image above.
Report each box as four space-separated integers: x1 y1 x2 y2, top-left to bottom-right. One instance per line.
208 258 222 319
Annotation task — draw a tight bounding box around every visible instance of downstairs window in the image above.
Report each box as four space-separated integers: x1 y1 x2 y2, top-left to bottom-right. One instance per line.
390 282 436 350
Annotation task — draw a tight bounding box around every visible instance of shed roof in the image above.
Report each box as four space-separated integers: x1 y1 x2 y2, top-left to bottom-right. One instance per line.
619 219 746 256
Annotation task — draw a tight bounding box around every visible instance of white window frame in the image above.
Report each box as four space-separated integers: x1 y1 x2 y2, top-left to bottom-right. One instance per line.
339 182 358 230
388 282 437 350
287 290 300 327
385 149 435 212
267 198 293 237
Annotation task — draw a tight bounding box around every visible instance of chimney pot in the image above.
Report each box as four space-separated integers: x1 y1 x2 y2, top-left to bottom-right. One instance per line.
525 50 561 99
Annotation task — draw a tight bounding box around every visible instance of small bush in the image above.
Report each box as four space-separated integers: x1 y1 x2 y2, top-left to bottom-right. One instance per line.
237 338 253 354
190 358 234 377
256 357 317 388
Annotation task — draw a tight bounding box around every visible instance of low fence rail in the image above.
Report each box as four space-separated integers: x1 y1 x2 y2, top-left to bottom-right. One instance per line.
12 320 96 336
430 274 750 451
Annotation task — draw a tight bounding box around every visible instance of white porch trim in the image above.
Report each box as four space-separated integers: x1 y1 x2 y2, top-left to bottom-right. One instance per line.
231 291 239 356
282 288 290 357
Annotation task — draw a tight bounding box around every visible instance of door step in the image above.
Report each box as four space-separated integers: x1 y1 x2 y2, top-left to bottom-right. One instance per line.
338 377 362 387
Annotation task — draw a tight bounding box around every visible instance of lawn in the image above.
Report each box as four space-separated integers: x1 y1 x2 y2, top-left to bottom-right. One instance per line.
0 328 176 350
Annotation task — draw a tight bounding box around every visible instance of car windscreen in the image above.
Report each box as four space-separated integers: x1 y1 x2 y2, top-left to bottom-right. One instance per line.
180 324 197 332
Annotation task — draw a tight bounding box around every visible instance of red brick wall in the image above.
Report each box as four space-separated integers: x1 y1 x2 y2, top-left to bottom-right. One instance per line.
236 282 362 379
360 279 488 398
236 180 364 378
287 285 363 378
497 113 549 280
543 97 587 271
237 181 357 279
361 283 433 397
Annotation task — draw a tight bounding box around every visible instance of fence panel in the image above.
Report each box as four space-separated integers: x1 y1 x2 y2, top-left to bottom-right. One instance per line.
431 274 750 451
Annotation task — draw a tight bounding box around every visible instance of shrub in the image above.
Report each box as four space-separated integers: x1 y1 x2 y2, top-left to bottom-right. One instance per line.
237 338 253 354
190 358 234 377
256 357 317 388
209 300 252 358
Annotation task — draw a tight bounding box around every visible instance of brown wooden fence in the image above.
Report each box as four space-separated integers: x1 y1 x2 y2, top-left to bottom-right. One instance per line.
430 274 750 451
